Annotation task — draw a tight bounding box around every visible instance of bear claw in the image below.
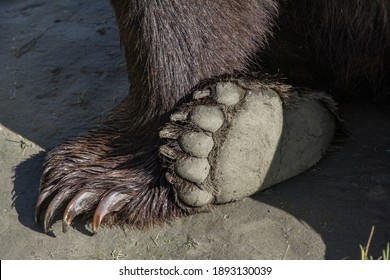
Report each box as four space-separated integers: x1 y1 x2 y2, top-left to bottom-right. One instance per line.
62 190 104 233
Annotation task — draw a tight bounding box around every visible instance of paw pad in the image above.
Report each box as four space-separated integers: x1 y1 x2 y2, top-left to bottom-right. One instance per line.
189 106 224 133
175 157 210 184
179 132 214 158
160 81 336 208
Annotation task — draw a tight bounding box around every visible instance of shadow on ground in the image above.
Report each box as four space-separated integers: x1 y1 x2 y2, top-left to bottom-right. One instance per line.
253 104 390 259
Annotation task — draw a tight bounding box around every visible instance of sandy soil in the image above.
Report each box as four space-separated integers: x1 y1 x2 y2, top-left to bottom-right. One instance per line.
0 0 389 260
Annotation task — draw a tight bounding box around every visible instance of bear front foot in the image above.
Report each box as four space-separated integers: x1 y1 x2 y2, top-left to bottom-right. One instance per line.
160 81 337 206
35 136 187 234
35 98 189 234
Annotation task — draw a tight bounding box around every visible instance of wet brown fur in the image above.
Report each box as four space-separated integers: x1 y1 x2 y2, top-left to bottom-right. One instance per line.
37 0 389 231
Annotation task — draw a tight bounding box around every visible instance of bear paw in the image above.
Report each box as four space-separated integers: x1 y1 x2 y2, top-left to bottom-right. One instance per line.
159 81 337 207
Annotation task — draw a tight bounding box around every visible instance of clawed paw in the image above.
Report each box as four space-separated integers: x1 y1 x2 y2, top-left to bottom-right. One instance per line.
35 124 185 234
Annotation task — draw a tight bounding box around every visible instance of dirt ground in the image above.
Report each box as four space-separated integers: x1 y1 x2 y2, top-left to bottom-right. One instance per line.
1 0 389 260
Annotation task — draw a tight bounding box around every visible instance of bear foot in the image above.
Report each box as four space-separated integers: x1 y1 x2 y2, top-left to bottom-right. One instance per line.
35 96 192 234
160 81 337 207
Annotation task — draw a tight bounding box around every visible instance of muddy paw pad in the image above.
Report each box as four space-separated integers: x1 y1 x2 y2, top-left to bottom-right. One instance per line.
160 81 336 207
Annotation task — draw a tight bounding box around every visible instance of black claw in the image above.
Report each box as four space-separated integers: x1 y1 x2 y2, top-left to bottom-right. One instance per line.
43 190 72 233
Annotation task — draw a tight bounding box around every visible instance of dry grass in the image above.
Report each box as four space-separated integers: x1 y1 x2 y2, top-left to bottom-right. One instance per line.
360 226 390 260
